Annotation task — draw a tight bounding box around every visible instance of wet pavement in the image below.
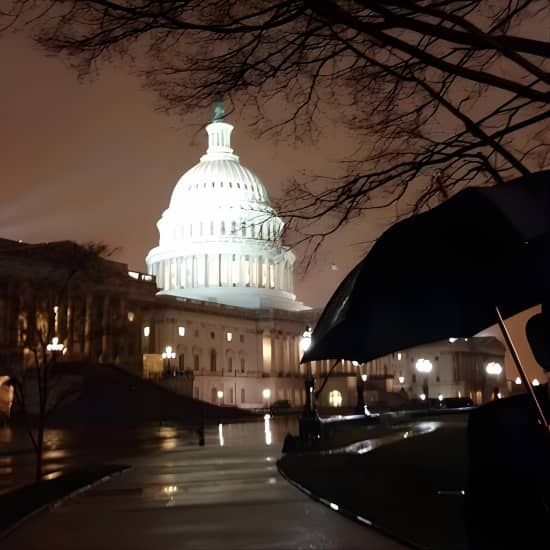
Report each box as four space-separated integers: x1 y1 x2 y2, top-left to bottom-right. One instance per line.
1 417 405 549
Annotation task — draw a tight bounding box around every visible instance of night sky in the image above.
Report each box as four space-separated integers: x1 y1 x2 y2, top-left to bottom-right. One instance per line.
0 32 395 309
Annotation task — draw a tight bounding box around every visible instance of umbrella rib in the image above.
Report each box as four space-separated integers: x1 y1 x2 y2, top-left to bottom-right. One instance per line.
495 306 549 431
314 359 342 401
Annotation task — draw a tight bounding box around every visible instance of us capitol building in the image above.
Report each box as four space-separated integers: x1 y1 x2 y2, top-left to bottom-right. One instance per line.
0 108 507 411
143 108 326 408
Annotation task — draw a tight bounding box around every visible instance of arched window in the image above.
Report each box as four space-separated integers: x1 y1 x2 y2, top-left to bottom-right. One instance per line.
210 349 217 372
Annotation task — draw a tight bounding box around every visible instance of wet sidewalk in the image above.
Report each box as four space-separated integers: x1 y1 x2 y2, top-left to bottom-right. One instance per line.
1 418 405 549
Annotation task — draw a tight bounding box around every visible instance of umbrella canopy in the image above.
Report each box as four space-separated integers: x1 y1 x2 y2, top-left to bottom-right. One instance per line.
303 170 550 364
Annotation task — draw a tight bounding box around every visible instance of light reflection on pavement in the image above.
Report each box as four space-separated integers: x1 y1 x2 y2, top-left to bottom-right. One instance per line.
1 417 405 550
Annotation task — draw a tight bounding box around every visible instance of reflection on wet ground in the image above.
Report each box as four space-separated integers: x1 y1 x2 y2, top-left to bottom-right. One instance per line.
0 416 297 493
1 416 405 550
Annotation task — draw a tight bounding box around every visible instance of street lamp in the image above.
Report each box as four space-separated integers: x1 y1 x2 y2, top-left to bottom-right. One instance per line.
299 327 316 417
485 362 503 400
46 337 66 355
415 358 432 402
161 345 176 376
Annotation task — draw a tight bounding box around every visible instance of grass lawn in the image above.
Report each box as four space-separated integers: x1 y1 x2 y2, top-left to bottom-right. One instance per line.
279 422 469 550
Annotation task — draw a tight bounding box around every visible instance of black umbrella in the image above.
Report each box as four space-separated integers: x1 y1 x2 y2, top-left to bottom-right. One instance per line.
302 170 550 427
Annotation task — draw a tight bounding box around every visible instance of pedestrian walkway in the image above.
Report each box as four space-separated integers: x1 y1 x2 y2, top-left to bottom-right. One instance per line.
2 418 405 549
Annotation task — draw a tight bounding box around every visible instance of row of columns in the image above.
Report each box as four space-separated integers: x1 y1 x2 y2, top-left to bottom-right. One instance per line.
151 254 294 293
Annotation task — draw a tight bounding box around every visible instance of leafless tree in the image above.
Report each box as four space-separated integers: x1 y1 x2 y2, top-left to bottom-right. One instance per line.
7 242 115 481
3 1 549 261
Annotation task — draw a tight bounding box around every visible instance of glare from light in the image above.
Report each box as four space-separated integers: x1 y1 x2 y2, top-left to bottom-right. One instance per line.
217 390 224 399
329 502 339 511
438 394 443 401
415 358 433 373
532 378 540 386
263 413 271 420
448 337 458 343
398 376 405 384
226 331 233 342
143 326 150 337
485 362 503 376
497 392 502 399
397 352 402 360
262 388 271 400
361 374 367 383
419 393 426 401
352 361 359 367
178 326 185 336
515 377 522 385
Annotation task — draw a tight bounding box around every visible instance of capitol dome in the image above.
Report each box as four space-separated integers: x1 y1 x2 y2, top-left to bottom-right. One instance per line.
146 109 307 311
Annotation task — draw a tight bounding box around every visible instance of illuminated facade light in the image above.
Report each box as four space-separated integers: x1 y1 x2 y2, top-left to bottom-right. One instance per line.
329 390 343 407
217 390 224 399
398 376 405 384
419 393 426 401
143 326 150 337
178 326 185 336
415 358 433 373
397 352 402 360
532 378 540 386
128 311 135 322
515 377 522 385
262 388 271 400
438 394 444 401
485 362 503 376
448 337 458 343
361 374 368 383
352 360 359 367
226 331 233 342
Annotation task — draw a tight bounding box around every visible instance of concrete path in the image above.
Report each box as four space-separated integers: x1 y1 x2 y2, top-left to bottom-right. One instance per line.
2 418 405 550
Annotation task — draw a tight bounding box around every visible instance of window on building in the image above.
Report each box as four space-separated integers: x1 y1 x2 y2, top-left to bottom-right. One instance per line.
178 326 185 337
226 331 233 342
194 355 199 371
194 386 199 399
143 326 150 337
194 329 199 338
179 354 185 371
211 331 215 339
241 388 246 403
228 357 233 372
240 358 245 373
210 349 217 372
221 221 226 235
128 312 135 322
229 388 234 404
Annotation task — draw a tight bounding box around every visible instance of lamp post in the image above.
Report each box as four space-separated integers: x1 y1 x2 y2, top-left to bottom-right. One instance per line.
161 345 176 376
416 358 433 406
300 327 316 417
355 369 367 414
485 361 503 401
262 388 271 412
298 326 320 445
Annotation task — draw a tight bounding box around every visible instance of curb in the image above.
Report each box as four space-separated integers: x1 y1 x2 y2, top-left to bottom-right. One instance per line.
277 461 427 550
0 465 131 541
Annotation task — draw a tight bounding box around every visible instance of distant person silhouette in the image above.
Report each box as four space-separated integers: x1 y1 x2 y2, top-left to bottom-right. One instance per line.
466 305 550 549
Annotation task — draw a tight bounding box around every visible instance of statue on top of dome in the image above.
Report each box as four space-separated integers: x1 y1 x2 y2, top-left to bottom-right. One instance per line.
213 98 225 122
